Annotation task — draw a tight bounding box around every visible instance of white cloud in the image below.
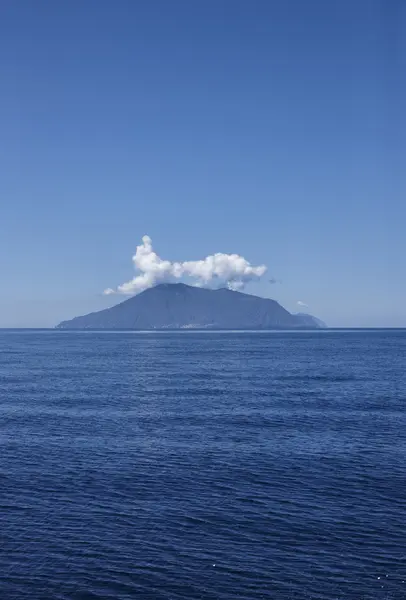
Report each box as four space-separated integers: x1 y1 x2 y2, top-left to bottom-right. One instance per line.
297 300 308 308
104 235 267 295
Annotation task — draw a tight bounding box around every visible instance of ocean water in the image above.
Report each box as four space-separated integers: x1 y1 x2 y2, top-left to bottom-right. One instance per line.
0 330 405 600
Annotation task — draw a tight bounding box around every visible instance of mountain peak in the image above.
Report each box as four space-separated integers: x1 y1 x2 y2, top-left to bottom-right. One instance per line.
153 282 189 289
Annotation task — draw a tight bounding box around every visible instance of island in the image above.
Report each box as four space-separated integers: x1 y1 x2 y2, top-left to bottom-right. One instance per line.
56 283 326 330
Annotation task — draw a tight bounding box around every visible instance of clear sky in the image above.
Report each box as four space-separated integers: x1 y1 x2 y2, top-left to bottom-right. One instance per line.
1 0 405 327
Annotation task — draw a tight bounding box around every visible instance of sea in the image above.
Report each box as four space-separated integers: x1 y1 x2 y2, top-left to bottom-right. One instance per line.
0 329 405 600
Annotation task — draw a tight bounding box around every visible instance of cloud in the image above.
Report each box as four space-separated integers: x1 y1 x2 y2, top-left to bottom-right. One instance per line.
104 235 267 295
297 300 308 308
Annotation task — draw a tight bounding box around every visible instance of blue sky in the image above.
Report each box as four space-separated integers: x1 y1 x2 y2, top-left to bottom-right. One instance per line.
1 0 404 327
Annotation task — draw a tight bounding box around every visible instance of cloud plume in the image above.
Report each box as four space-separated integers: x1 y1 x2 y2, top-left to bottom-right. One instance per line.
104 235 267 295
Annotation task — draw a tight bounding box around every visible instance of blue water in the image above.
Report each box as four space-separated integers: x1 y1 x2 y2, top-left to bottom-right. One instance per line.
0 330 405 600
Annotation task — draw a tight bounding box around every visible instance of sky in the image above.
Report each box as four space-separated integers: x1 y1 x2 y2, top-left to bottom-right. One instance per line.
0 0 405 327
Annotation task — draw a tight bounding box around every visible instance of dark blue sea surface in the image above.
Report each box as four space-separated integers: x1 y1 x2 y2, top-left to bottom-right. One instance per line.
0 330 405 600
